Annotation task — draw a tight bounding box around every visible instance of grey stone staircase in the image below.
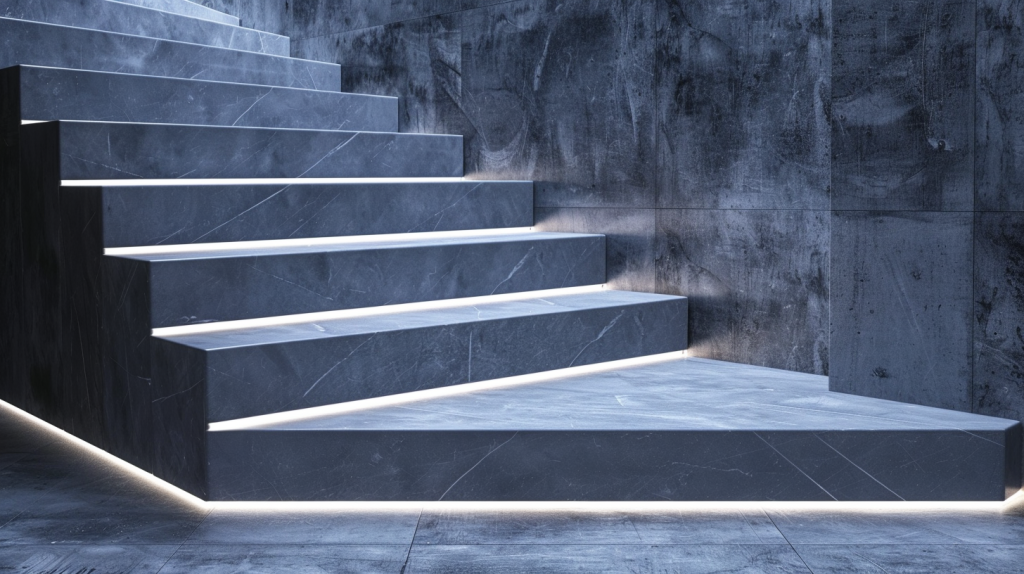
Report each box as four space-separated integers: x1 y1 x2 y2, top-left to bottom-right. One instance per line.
0 0 1020 502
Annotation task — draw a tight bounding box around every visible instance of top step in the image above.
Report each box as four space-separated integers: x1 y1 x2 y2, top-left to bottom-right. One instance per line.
1 0 287 56
108 0 238 25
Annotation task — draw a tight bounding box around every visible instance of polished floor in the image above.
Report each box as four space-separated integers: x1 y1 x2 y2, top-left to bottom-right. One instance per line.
1 402 1022 573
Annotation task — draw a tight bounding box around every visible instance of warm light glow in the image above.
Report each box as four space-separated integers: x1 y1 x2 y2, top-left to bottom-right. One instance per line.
106 227 537 257
208 349 680 431
62 177 475 187
154 284 606 338
0 399 207 510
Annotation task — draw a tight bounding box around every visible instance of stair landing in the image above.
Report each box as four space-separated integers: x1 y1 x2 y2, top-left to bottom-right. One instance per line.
206 357 1022 502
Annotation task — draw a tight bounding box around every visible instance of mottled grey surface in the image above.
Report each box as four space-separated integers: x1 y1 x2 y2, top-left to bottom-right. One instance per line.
205 358 1020 501
195 0 287 34
656 209 829 374
0 17 338 91
11 65 397 132
832 0 975 211
39 121 462 180
1 408 1023 572
159 291 685 421
977 0 1024 212
293 0 833 374
79 180 531 247
657 0 831 210
535 208 656 292
830 211 974 411
120 232 604 326
0 0 289 55
974 213 1024 429
108 0 238 25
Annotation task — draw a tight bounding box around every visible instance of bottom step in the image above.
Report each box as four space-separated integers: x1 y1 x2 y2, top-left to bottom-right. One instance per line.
206 358 1022 502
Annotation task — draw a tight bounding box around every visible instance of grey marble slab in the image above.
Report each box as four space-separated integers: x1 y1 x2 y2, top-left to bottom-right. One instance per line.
159 545 409 574
829 211 974 411
8 65 396 132
67 180 530 248
795 544 1024 574
404 544 811 573
977 0 1024 211
0 545 177 573
35 121 461 180
185 510 421 545
204 359 1019 501
0 17 338 91
116 231 604 327
832 0 975 211
108 0 238 25
157 290 684 422
197 0 289 36
655 208 830 375
535 207 655 293
1 0 289 56
656 0 830 210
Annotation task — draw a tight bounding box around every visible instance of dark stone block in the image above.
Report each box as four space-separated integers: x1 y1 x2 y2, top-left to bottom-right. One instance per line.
655 208 829 375
0 0 288 55
656 0 831 210
832 0 975 211
11 65 397 132
0 17 338 91
976 0 1024 211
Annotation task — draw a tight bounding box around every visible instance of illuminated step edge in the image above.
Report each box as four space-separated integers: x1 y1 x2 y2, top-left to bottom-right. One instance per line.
63 177 472 186
108 227 536 257
208 350 684 432
153 284 606 338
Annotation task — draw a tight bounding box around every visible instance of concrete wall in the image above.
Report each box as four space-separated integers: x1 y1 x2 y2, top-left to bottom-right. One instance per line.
830 0 1024 436
277 0 833 375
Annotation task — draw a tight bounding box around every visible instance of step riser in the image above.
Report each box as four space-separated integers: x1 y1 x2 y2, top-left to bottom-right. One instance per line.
1 0 288 55
121 235 605 328
108 0 238 25
40 121 462 180
158 298 685 422
72 181 532 248
7 66 397 133
0 18 337 90
205 428 1019 501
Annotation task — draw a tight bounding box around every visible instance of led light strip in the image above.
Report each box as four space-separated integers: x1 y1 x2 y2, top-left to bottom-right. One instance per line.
208 350 684 431
3 399 1019 512
62 176 474 187
153 284 607 338
106 227 536 257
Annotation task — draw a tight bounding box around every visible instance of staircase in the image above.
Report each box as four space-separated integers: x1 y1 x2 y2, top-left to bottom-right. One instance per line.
1 0 1020 502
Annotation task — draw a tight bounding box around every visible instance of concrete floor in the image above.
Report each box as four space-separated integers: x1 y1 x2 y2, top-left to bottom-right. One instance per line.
1 402 1023 573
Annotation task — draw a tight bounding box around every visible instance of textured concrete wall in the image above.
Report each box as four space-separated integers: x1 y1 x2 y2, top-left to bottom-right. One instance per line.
284 0 833 375
831 0 1024 436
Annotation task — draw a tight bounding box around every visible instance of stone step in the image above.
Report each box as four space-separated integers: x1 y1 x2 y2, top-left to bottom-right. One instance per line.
104 231 605 329
151 289 686 428
63 179 532 247
3 66 396 132
23 121 461 180
107 0 238 25
202 357 1022 502
0 17 337 90
0 0 287 55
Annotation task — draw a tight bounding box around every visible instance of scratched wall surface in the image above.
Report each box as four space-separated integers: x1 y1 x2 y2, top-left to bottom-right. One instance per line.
288 0 833 375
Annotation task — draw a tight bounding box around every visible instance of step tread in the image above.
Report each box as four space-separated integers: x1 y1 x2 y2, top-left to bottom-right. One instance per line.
111 231 598 261
107 0 239 25
232 358 1019 432
158 289 678 349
